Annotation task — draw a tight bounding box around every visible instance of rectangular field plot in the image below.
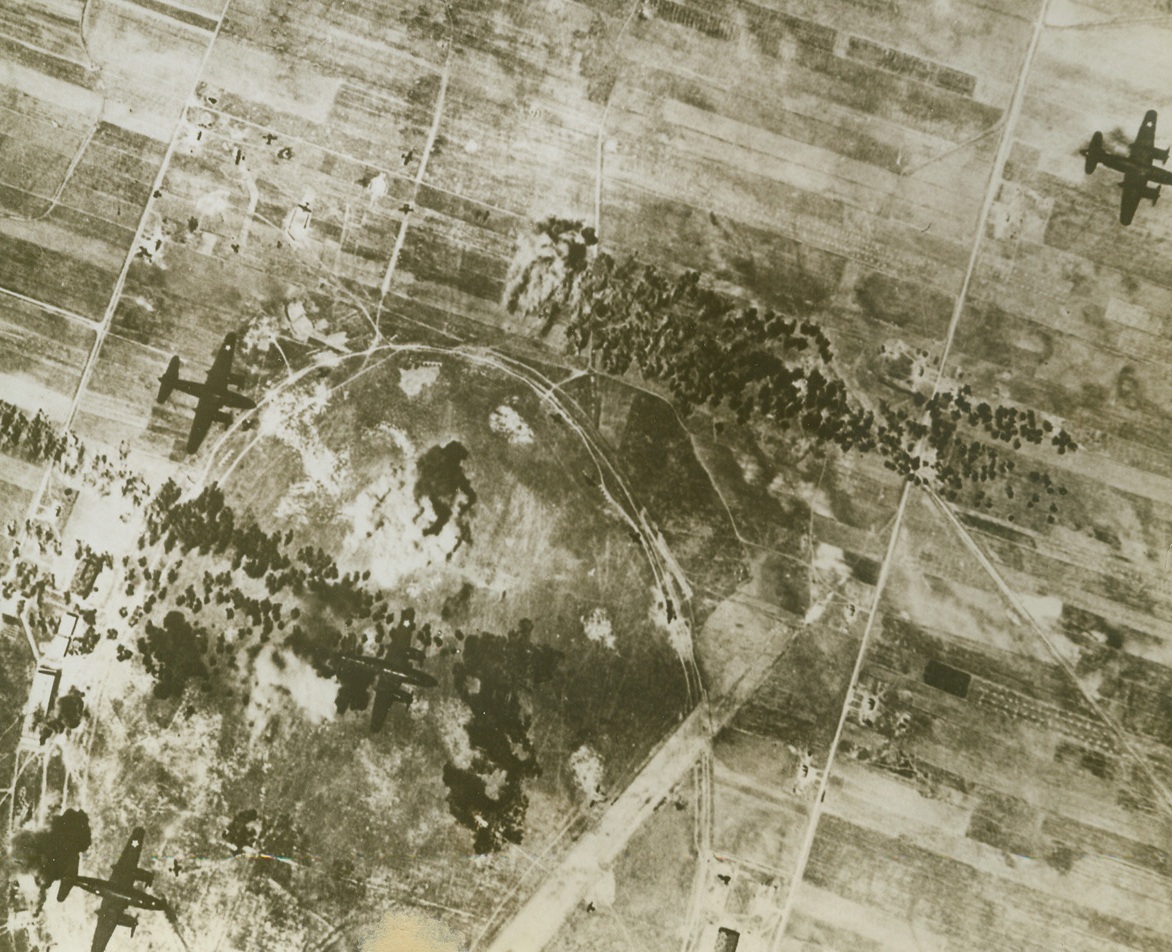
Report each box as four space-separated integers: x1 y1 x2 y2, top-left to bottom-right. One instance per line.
70 335 170 455
199 0 446 166
0 294 95 421
0 0 89 62
0 98 165 319
793 812 1172 952
0 221 122 321
107 130 418 352
0 457 38 529
796 481 1172 952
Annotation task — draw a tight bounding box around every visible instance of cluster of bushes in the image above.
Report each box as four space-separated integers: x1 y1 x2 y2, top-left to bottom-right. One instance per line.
0 402 81 472
504 220 1079 518
444 619 562 853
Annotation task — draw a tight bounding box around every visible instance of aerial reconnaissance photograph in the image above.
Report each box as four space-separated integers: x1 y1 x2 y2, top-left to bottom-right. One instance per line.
1 0 1171 950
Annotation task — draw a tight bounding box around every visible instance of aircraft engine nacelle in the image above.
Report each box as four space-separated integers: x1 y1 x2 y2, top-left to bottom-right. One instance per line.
118 912 139 935
1154 146 1170 164
1145 183 1161 205
212 409 233 425
135 867 154 886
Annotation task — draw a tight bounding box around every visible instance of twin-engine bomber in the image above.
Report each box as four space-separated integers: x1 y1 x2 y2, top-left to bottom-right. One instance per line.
58 827 168 952
1082 109 1172 224
157 333 257 453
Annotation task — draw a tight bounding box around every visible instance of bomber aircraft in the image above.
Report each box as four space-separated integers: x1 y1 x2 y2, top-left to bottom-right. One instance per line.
157 333 256 453
1082 109 1172 224
58 826 168 952
335 622 437 732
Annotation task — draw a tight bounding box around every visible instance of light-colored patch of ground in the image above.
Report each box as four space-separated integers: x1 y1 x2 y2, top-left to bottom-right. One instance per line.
40 885 175 952
0 376 75 423
805 543 851 624
734 450 763 485
812 543 850 583
203 36 343 126
790 477 831 518
355 739 407 813
1016 592 1063 625
360 910 466 952
399 364 441 397
488 404 535 445
569 744 606 803
54 484 141 580
258 379 347 496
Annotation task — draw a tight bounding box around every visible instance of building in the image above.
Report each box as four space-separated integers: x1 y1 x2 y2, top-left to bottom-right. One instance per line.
714 927 740 952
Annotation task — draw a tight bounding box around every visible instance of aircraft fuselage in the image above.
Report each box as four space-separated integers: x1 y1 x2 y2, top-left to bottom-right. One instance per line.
70 877 168 911
1096 151 1172 185
196 384 256 410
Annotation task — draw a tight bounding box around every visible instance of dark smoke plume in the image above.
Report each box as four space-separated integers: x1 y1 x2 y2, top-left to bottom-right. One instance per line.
10 809 92 897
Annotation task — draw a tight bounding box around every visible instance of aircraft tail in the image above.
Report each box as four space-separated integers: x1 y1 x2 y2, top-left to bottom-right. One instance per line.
157 356 181 403
1083 131 1103 174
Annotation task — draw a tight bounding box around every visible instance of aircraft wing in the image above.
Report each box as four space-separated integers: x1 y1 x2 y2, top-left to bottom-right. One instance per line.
1120 176 1144 225
204 334 238 392
1133 110 1157 157
170 379 207 399
110 829 145 887
185 394 218 453
385 630 410 668
90 895 127 952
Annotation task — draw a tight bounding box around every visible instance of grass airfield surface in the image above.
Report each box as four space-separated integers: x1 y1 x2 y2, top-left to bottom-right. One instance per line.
35 348 697 950
3 0 1172 950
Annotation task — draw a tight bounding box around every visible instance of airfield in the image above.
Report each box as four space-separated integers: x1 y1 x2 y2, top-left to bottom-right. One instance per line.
3 0 1172 949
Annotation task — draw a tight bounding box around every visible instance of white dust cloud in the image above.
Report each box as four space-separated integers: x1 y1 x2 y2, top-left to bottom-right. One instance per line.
435 697 476 771
812 543 851 583
580 607 615 649
340 471 466 591
649 588 694 659
361 910 466 952
249 644 338 726
259 379 348 502
339 428 471 590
